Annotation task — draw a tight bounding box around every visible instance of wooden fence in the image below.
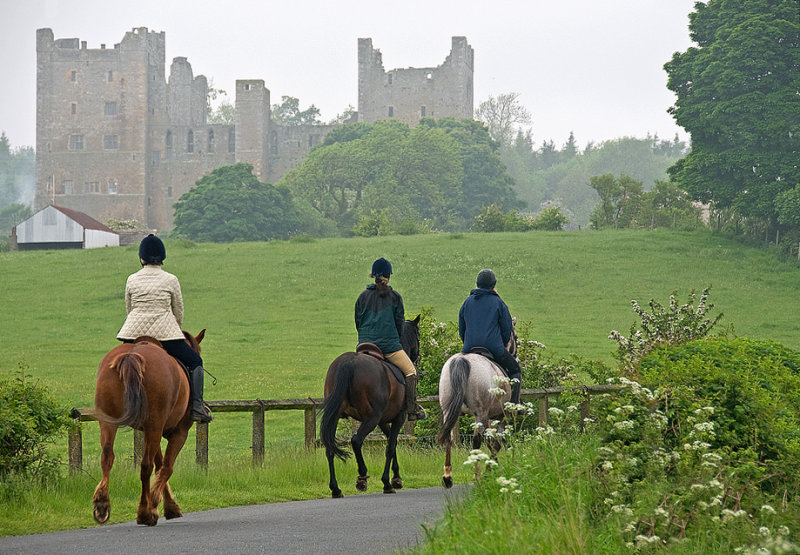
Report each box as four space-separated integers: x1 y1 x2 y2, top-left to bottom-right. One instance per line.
68 384 622 474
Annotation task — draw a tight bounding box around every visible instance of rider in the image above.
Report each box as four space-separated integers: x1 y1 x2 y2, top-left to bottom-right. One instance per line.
458 269 522 405
355 258 427 421
116 234 213 423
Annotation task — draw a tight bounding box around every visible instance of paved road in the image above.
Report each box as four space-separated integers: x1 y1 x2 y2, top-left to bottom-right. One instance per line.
0 485 469 554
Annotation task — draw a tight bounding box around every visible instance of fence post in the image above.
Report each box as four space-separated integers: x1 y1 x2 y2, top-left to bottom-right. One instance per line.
68 418 83 475
133 430 143 467
538 394 549 427
196 422 209 469
252 404 265 465
580 391 591 433
304 405 316 448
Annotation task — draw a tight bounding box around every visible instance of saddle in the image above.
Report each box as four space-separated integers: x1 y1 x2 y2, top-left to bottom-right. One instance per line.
356 343 406 385
468 347 509 378
132 336 190 380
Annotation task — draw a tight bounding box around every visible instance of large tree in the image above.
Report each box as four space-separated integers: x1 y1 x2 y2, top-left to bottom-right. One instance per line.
664 0 800 223
474 92 531 146
172 163 306 242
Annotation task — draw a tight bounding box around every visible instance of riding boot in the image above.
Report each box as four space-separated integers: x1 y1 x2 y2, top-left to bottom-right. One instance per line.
510 379 521 405
404 374 427 421
189 366 213 423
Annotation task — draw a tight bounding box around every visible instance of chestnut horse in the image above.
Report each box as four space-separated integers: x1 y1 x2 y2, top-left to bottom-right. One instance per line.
320 315 420 498
91 329 205 526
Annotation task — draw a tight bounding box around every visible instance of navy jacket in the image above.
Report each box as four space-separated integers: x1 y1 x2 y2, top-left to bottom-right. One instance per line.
355 284 405 354
459 288 513 358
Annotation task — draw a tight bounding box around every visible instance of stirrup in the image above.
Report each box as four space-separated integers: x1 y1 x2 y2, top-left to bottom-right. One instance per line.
407 405 427 421
192 403 213 423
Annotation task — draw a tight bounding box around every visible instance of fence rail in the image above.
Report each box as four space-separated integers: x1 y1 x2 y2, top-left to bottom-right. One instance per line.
68 384 623 474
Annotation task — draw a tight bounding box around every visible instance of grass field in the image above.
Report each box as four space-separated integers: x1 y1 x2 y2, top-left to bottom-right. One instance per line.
2 229 799 537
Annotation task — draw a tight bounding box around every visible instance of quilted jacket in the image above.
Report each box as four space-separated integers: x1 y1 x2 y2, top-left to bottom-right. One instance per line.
116 265 185 341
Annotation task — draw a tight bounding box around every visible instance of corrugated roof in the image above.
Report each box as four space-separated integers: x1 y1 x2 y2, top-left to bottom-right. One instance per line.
51 205 116 233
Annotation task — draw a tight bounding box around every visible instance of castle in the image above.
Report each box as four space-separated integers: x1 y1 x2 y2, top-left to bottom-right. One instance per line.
34 28 474 230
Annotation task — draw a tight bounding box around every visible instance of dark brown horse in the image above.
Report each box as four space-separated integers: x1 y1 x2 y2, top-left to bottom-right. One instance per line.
320 315 420 498
91 329 205 526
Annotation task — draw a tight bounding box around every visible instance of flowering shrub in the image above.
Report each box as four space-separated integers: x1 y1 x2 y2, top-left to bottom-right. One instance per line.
609 287 723 374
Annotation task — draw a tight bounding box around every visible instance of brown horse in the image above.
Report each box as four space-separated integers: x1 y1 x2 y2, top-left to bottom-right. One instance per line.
91 329 205 526
320 315 420 498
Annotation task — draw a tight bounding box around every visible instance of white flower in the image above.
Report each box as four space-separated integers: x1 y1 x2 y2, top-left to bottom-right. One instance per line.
760 504 776 513
613 420 635 430
548 407 565 416
601 461 614 471
759 526 771 537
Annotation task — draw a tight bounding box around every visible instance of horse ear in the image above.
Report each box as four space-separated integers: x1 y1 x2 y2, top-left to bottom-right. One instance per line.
412 314 421 325
196 329 206 343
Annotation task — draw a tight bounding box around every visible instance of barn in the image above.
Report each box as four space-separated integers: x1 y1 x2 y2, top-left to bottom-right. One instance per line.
11 205 119 250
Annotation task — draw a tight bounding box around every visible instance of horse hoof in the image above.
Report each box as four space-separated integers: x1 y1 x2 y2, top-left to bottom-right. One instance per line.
383 487 396 494
442 476 453 489
137 512 158 526
331 490 343 499
93 504 110 524
356 475 369 492
164 509 183 520
391 477 403 490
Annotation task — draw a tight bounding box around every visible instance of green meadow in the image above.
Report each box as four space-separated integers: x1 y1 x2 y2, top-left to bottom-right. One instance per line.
1 230 799 536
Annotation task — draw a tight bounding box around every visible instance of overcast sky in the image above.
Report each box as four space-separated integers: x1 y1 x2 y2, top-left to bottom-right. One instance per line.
1 0 698 150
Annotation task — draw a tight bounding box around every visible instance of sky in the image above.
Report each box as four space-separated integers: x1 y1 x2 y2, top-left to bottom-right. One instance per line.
1 0 698 150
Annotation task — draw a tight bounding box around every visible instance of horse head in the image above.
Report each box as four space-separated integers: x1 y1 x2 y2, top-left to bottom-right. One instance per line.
401 314 421 366
182 329 205 354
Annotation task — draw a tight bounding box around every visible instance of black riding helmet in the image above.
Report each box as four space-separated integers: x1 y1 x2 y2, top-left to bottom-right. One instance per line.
371 257 392 278
139 234 166 265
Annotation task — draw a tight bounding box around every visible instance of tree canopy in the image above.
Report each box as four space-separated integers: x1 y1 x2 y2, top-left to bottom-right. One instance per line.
278 119 522 233
172 163 307 242
664 0 800 224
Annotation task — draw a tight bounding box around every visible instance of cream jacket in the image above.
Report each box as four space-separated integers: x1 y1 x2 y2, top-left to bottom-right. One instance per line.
116 265 185 341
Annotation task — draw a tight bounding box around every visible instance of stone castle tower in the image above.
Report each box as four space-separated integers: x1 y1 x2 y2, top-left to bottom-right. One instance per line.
358 36 474 125
35 29 472 230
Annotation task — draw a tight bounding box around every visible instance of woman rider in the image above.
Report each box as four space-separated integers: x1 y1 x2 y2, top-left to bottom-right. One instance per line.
116 234 213 423
355 258 427 421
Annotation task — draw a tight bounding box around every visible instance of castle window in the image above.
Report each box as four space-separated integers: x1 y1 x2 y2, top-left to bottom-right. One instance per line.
108 70 113 82
270 130 278 155
388 73 393 85
85 182 100 193
151 150 160 165
388 106 394 117
167 187 173 198
308 135 315 147
208 129 215 153
420 106 426 117
62 180 74 195
228 130 235 153
104 102 117 116
426 72 432 80
70 70 76 82
244 83 250 91
68 135 84 150
165 131 173 157
107 180 118 194
71 103 77 115
103 135 119 150
187 130 194 153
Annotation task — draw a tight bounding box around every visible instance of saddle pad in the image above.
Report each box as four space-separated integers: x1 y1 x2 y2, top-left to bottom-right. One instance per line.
384 361 406 385
468 349 508 378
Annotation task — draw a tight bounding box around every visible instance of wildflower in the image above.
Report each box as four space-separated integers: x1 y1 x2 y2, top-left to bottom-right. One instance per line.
548 407 565 416
708 479 723 489
488 387 506 397
759 526 771 537
654 507 669 518
778 526 790 536
760 504 776 513
613 420 635 430
611 504 634 516
601 461 614 471
690 484 707 491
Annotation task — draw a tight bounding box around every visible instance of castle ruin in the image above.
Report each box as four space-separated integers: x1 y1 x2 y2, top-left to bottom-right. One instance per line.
35 29 473 230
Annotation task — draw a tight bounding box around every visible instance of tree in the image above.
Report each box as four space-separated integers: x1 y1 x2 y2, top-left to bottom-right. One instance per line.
328 105 357 126
0 132 35 210
206 85 235 125
589 174 643 229
475 92 531 145
664 0 800 224
172 163 307 242
271 96 321 127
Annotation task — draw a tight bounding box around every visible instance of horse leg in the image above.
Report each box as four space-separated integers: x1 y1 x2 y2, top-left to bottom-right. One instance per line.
352 416 380 492
92 423 117 524
151 427 189 520
326 446 343 499
379 419 402 493
442 433 454 489
136 429 161 526
488 422 504 459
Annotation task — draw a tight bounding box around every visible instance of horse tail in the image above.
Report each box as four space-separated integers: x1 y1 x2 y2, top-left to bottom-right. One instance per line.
436 355 471 447
101 352 149 429
320 359 354 461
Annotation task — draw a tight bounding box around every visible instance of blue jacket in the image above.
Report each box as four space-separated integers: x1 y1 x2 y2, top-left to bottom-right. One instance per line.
459 288 513 358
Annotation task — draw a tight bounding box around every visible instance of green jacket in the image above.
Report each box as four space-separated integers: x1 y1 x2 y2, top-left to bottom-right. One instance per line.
355 284 405 354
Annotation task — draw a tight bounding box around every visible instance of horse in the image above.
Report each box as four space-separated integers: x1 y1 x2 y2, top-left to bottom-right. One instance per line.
436 318 517 488
91 329 205 526
320 315 421 498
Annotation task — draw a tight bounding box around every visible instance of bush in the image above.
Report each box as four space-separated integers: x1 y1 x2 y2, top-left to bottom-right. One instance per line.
0 374 70 489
